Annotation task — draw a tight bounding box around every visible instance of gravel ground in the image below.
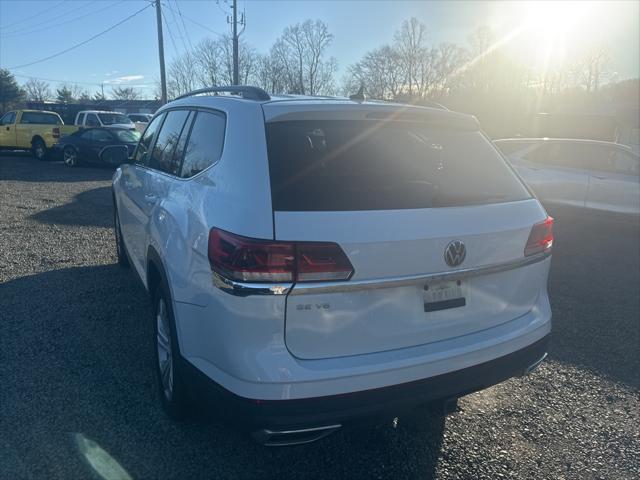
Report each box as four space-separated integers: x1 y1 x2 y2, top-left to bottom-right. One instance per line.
1 153 638 480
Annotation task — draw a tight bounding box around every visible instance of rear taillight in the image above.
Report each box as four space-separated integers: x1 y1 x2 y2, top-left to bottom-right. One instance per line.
52 127 60 139
524 216 554 257
208 228 354 283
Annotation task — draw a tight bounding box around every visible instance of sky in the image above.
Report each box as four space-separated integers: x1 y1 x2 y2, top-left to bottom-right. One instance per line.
0 0 638 98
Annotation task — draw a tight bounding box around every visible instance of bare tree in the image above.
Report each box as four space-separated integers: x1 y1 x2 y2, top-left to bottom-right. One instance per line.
167 52 199 99
24 78 51 102
270 20 337 95
346 45 404 100
111 86 139 100
394 17 427 98
572 47 611 93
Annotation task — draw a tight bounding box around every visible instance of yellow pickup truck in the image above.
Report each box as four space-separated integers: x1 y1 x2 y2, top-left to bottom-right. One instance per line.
0 109 79 160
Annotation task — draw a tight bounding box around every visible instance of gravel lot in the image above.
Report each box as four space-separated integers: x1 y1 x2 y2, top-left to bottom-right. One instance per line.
1 153 638 480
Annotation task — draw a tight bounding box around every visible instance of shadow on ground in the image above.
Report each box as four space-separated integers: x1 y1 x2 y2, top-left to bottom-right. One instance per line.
546 205 640 389
1 152 114 183
0 264 446 480
30 186 114 228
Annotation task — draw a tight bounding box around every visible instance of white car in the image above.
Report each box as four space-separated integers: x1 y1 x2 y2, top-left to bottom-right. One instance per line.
495 138 640 215
74 110 135 130
128 113 153 133
108 86 552 445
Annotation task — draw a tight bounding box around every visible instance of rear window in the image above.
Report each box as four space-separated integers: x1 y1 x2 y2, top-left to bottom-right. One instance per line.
266 120 530 211
20 112 61 125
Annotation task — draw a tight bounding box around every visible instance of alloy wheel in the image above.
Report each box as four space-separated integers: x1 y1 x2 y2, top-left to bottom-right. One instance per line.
156 298 174 401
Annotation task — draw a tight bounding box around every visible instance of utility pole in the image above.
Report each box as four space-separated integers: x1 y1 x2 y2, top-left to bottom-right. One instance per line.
227 0 244 85
232 0 239 85
155 0 167 104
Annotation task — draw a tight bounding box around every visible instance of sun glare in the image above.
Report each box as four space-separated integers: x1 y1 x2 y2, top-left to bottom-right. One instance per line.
518 1 598 71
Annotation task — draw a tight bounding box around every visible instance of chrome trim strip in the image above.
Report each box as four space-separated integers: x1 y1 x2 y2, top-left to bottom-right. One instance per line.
289 251 551 296
213 251 550 297
212 271 292 296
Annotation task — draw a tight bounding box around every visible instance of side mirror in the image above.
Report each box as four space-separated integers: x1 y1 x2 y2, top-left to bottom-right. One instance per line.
100 145 131 166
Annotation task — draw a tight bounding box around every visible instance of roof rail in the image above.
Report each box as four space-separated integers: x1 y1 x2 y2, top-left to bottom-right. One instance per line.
175 86 271 102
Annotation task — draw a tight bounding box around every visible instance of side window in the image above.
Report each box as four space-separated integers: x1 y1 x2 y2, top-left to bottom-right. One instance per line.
0 112 16 125
92 130 114 143
77 113 85 125
496 141 527 156
525 144 554 164
81 129 96 141
611 150 639 176
148 110 191 175
180 110 226 178
86 114 100 127
133 113 165 165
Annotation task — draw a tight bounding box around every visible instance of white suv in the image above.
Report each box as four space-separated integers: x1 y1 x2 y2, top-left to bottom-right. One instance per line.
109 86 553 445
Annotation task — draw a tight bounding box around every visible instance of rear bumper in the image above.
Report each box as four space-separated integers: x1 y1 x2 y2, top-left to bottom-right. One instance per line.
180 334 549 430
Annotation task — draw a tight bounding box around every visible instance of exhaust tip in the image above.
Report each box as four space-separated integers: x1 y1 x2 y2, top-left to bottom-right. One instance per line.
252 424 341 447
523 352 548 376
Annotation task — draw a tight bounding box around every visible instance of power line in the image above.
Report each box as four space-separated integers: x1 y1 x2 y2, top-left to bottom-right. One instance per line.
0 0 68 30
173 0 194 51
1 0 128 39
162 1 224 37
5 3 153 70
162 8 181 56
1 1 95 36
163 1 190 56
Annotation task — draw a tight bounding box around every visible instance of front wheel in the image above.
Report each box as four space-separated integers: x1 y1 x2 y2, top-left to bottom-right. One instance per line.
63 146 78 167
32 139 47 161
153 284 189 419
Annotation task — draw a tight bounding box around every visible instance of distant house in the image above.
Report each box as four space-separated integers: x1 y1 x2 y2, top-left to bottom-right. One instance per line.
26 99 162 125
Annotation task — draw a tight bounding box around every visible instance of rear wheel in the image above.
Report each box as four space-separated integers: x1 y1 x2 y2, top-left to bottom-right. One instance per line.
153 284 188 419
32 138 47 161
63 146 78 167
113 207 129 267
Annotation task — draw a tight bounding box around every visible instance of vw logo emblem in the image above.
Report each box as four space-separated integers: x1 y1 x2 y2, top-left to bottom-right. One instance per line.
444 240 466 267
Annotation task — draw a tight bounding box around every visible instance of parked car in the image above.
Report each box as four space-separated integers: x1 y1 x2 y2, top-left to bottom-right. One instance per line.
128 113 153 133
54 127 140 167
0 109 78 160
495 138 640 215
128 113 153 123
108 86 552 446
74 110 135 130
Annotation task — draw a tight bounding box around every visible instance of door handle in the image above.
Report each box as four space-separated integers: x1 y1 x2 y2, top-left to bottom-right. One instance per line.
592 175 607 180
5 126 9 131
144 194 158 204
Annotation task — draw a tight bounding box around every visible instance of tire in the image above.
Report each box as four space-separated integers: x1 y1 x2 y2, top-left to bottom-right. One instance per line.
113 207 129 268
153 283 189 419
32 138 47 161
63 146 78 167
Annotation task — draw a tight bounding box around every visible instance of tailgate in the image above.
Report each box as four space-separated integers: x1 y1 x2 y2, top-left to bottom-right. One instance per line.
279 200 548 359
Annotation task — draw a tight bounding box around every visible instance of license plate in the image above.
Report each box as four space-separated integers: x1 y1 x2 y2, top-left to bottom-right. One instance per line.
424 280 466 312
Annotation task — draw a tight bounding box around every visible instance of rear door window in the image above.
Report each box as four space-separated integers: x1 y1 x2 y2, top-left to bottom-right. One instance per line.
179 110 225 178
133 113 165 165
266 120 530 211
147 109 191 175
533 143 610 170
77 113 85 125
